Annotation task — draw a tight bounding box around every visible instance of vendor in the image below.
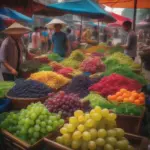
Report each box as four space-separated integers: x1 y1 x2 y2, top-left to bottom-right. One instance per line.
121 21 137 60
48 19 70 57
0 22 31 81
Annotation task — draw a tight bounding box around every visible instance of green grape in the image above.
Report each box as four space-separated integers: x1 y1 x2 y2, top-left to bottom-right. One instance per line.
128 145 134 150
56 136 64 144
82 131 91 141
34 125 40 132
40 121 46 127
88 141 96 150
106 137 117 146
33 132 40 138
72 131 82 140
77 124 85 132
71 140 81 149
116 140 128 150
78 115 85 123
36 119 41 125
104 144 114 150
47 126 53 132
81 141 88 150
85 119 95 128
30 113 37 120
98 129 107 138
48 120 52 125
107 113 117 121
85 113 90 120
89 128 97 140
28 128 34 134
69 117 78 125
91 113 102 121
74 110 84 118
40 128 47 134
63 133 71 142
59 119 64 125
67 124 76 133
115 128 125 139
60 127 68 134
96 138 105 146
107 129 117 137
101 109 109 118
50 116 57 121
94 106 102 113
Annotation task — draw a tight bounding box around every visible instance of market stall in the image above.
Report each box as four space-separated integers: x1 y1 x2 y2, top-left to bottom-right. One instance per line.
0 44 149 150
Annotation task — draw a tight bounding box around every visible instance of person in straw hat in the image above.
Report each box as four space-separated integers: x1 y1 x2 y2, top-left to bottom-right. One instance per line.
46 19 70 57
0 22 31 81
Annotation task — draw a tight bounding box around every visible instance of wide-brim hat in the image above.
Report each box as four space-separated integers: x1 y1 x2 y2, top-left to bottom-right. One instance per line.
46 18 66 29
3 22 31 34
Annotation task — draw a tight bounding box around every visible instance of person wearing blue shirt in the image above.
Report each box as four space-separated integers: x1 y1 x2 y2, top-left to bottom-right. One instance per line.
51 24 70 57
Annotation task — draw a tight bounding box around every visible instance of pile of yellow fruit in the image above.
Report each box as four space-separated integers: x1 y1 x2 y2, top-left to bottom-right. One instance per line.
29 71 70 90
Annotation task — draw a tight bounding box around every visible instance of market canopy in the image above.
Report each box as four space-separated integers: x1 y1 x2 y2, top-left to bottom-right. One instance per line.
0 7 33 23
98 0 150 8
108 12 132 27
47 0 116 22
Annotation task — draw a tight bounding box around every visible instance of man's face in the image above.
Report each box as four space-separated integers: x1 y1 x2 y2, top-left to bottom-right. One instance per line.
11 34 22 39
123 25 129 32
54 24 62 31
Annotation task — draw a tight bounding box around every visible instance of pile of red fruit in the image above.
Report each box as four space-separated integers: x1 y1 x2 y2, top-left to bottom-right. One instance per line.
80 56 105 73
44 91 83 118
57 67 73 78
89 73 142 97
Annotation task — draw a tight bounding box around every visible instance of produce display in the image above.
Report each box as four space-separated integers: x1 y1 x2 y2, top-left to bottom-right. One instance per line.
29 71 70 90
49 61 64 71
38 64 52 71
83 92 144 116
89 73 142 97
56 107 134 150
0 103 64 144
61 50 85 69
0 81 15 98
63 75 100 98
7 79 51 98
80 56 105 73
48 53 63 62
108 45 124 54
108 89 145 105
45 91 83 118
56 67 73 77
103 63 147 85
105 52 140 70
20 60 42 72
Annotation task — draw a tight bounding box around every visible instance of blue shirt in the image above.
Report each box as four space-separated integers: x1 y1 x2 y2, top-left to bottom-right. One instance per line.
42 31 49 37
52 32 67 57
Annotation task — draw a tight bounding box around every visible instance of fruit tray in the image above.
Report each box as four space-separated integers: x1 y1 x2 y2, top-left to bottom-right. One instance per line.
44 133 149 150
116 108 145 134
0 129 44 150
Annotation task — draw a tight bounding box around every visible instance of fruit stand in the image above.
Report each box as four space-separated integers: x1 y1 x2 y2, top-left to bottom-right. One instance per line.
0 45 150 150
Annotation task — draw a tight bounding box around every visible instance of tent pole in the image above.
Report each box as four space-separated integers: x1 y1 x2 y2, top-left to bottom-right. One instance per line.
133 0 137 31
98 20 100 43
80 15 83 41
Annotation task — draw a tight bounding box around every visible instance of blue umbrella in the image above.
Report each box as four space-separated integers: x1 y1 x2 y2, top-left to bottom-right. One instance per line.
0 7 33 23
47 0 116 22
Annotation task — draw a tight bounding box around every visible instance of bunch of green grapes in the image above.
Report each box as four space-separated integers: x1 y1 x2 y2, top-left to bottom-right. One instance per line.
1 103 64 144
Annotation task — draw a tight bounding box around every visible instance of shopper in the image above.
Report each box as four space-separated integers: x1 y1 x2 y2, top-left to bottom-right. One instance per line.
32 27 41 49
92 26 99 41
121 21 137 60
41 27 49 52
0 22 31 81
47 19 69 57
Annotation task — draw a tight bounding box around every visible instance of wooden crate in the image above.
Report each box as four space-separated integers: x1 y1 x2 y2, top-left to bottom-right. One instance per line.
116 109 145 134
44 133 149 150
1 129 44 150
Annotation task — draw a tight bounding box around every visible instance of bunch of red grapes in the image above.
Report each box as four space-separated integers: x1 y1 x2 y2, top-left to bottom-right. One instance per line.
44 91 83 118
80 56 105 73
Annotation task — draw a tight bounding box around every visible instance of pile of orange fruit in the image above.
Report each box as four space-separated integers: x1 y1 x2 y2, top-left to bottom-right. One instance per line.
107 89 145 105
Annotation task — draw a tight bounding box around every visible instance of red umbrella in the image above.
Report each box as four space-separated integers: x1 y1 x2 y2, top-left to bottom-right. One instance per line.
108 12 132 27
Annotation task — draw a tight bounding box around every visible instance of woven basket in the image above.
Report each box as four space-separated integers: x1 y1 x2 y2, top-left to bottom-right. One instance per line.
6 95 48 110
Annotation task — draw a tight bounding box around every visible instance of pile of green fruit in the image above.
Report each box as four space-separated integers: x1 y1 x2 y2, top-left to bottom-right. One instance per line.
0 103 64 144
0 81 15 98
61 50 85 69
56 107 134 150
48 53 63 62
38 64 52 71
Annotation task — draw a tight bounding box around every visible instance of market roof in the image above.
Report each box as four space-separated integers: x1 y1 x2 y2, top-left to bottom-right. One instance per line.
47 0 116 22
98 0 150 9
0 7 33 23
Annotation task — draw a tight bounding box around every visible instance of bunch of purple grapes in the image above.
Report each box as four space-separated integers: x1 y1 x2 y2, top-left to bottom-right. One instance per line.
44 91 83 118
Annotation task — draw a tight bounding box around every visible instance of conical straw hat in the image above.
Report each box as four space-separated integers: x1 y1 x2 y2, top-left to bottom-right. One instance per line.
3 22 31 34
46 18 66 29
